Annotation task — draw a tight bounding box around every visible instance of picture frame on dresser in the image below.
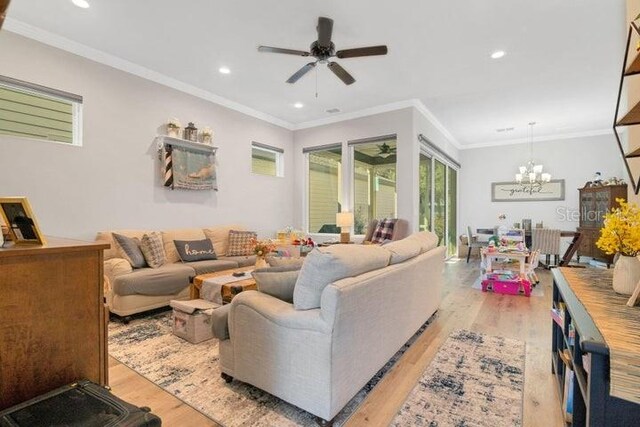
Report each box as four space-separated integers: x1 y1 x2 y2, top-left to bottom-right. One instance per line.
0 197 46 245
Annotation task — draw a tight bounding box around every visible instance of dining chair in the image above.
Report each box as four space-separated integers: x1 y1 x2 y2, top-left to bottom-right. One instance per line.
532 228 562 267
466 226 488 263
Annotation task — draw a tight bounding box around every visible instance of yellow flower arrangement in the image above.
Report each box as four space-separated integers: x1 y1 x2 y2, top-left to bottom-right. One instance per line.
596 198 640 256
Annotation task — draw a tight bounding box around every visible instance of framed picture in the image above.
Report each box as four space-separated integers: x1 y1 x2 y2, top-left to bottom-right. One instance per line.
0 197 46 245
491 180 565 202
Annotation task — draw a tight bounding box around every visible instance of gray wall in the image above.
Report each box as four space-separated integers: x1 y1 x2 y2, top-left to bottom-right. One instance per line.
0 32 294 240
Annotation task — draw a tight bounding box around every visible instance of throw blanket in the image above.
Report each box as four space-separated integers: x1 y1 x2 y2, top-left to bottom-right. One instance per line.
163 145 218 191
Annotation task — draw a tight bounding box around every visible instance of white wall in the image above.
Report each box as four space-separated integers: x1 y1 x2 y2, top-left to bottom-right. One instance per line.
459 134 624 238
0 32 294 240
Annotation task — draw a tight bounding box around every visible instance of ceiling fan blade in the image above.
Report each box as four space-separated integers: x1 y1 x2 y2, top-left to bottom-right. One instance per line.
317 17 334 48
336 45 388 59
286 62 317 83
258 46 310 57
327 62 355 85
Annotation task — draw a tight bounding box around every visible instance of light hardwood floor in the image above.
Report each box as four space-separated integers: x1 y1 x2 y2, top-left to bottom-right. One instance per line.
108 258 564 427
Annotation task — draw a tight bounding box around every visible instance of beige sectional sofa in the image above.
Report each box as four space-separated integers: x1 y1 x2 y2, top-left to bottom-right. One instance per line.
96 225 255 320
219 231 444 422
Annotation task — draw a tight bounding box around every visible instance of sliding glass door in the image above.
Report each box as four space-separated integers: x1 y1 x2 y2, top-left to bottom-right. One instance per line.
419 150 458 257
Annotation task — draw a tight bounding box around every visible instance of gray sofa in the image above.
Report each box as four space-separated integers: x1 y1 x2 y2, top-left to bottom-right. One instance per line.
97 225 255 319
218 231 443 422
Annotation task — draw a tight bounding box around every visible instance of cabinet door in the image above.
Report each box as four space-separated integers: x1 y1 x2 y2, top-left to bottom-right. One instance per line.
577 228 592 257
594 190 611 228
580 191 596 227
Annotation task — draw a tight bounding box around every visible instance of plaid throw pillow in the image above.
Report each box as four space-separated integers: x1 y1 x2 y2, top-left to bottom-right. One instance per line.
371 218 397 244
140 232 166 268
227 230 257 256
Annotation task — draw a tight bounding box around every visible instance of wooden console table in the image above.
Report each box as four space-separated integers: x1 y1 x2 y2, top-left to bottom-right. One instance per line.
0 237 109 410
552 268 640 426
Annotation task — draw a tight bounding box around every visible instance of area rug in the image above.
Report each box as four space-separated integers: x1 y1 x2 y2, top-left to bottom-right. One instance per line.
108 311 432 427
471 275 544 297
391 329 525 426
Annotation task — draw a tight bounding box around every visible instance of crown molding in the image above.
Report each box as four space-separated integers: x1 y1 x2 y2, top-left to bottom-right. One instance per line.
3 18 295 130
459 128 614 150
410 99 462 150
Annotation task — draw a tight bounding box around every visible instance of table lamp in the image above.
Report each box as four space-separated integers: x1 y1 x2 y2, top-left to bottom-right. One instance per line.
336 212 354 244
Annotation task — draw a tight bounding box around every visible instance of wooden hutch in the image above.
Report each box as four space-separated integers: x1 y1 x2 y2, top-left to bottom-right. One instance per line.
577 184 627 266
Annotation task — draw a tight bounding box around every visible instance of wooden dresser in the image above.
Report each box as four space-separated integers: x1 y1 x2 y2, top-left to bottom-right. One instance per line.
0 237 110 410
577 184 627 266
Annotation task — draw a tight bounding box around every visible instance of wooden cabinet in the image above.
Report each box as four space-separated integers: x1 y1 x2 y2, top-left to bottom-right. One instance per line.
0 237 110 410
577 185 627 265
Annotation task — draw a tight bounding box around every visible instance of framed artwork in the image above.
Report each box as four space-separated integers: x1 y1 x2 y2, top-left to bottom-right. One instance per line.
491 180 565 202
0 197 46 245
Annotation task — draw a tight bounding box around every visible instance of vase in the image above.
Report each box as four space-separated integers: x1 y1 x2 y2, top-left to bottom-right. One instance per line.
167 127 179 138
612 254 640 295
255 255 268 269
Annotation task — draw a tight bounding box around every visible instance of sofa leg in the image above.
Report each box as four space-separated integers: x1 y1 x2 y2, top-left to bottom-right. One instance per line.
221 372 233 383
122 316 131 325
316 417 334 426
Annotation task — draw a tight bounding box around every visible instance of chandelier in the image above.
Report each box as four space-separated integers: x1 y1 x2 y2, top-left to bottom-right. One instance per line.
515 122 551 184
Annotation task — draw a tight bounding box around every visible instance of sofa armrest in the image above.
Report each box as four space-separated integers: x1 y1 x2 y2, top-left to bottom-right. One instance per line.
229 291 331 335
104 258 132 288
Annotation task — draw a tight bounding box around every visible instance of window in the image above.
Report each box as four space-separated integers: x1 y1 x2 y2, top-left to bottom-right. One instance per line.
351 136 397 235
306 145 342 233
0 75 82 146
419 135 459 257
251 142 283 177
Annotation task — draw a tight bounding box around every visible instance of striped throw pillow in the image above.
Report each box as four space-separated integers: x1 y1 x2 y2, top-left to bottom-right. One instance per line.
140 232 166 268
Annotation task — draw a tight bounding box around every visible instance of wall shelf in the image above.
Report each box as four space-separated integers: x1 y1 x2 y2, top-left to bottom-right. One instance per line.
155 135 218 154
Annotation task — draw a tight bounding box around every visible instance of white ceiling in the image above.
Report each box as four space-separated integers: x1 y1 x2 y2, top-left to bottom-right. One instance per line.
3 0 628 147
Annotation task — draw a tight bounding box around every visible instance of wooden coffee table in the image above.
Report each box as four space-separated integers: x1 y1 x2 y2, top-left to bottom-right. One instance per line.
190 266 257 304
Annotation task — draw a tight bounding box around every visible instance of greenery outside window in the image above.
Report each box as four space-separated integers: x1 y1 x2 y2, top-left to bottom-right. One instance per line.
306 145 342 233
251 142 284 177
351 136 397 235
0 75 82 146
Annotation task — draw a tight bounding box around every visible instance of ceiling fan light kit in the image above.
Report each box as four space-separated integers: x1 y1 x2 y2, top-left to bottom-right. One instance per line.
258 17 388 86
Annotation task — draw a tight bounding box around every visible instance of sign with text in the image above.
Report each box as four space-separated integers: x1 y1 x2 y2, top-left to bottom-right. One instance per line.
491 180 565 202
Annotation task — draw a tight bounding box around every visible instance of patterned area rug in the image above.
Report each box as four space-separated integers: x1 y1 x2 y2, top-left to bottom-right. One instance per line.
108 311 432 426
392 329 525 426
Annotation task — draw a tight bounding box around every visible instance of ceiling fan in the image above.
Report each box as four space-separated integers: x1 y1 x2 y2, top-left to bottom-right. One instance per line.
258 17 388 86
377 142 397 158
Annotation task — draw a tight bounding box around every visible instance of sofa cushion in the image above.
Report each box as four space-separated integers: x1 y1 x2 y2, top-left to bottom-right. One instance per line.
174 239 217 262
140 232 166 268
227 230 257 256
112 233 147 269
267 256 305 269
162 228 207 263
203 225 244 258
293 245 391 310
219 255 256 267
405 231 439 253
183 259 239 275
112 263 194 296
383 237 422 265
211 304 231 340
252 266 301 303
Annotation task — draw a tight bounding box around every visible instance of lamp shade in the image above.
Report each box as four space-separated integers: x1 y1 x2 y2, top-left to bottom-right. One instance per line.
336 212 354 228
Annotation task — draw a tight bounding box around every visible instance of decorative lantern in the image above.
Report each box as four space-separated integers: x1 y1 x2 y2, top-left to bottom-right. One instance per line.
184 122 198 142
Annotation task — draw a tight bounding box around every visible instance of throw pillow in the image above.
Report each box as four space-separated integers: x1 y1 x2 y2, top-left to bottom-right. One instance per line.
293 245 391 310
173 239 218 262
227 230 257 256
371 218 397 244
112 233 147 269
139 232 166 268
252 266 301 303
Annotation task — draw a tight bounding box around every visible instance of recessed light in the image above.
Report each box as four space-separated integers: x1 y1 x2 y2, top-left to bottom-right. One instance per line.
218 67 231 74
71 0 90 8
490 50 506 59
293 102 304 109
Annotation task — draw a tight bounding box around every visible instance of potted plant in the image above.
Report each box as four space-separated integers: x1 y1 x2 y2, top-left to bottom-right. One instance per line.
596 198 640 295
166 118 181 138
200 127 214 144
